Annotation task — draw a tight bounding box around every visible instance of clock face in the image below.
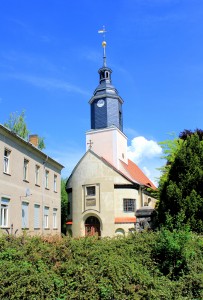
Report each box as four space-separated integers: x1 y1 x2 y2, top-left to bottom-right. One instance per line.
97 99 105 107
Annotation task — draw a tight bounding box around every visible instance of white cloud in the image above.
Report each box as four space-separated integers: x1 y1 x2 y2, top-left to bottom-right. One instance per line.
127 136 163 185
127 136 162 164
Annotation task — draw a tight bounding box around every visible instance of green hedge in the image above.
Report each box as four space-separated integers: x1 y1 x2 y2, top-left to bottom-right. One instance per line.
0 231 202 299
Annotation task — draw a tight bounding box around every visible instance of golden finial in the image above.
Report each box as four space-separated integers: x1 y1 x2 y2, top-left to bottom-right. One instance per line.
102 40 107 47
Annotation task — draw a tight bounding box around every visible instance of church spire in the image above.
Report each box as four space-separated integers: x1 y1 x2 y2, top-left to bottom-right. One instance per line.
89 28 124 132
102 40 107 67
98 26 107 67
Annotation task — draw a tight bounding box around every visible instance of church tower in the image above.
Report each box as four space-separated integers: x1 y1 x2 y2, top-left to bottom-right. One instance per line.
66 33 157 238
89 41 123 131
86 39 128 168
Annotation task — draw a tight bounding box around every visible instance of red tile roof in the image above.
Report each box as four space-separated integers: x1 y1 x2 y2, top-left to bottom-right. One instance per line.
100 154 156 190
120 159 157 190
115 217 136 223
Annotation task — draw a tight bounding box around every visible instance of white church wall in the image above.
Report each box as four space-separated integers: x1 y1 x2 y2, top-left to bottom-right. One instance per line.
67 151 136 237
86 126 128 170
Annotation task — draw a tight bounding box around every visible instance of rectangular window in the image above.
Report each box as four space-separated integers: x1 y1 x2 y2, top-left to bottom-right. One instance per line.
123 199 135 212
22 202 29 228
35 165 40 186
34 204 40 229
54 175 57 192
53 208 57 229
44 206 49 228
1 198 9 227
45 170 49 189
23 159 29 181
84 185 99 211
4 149 11 174
86 186 96 196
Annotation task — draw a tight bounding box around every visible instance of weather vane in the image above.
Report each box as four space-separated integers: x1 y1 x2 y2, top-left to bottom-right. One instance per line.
98 26 107 67
98 25 107 40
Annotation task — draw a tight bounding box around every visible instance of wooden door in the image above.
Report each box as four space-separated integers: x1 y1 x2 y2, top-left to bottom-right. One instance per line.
85 216 100 236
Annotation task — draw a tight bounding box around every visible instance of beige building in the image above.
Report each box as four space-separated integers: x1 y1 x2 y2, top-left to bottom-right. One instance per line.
0 124 64 236
67 145 156 237
66 41 157 237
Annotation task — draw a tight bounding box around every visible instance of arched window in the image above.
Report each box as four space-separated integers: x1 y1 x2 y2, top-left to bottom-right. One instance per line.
115 228 125 236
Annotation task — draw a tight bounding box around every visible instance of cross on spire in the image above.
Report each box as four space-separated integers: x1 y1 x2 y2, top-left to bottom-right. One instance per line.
87 139 93 150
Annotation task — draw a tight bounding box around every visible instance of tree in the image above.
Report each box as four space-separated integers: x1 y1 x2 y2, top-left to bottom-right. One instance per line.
157 130 203 232
61 178 68 234
4 110 29 140
4 110 45 150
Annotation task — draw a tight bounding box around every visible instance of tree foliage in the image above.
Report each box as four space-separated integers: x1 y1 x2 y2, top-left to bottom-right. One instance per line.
61 178 68 234
4 110 45 150
4 110 29 140
157 130 203 232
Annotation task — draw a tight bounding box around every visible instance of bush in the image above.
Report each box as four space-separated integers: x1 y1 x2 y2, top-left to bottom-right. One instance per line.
0 232 202 299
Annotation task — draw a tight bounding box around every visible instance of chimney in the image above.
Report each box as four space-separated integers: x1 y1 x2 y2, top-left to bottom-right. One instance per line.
29 135 39 147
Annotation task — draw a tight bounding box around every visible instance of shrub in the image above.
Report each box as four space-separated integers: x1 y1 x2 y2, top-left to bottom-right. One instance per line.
0 232 202 299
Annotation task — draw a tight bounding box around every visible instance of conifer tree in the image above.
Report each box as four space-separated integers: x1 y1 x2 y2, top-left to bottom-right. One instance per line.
157 130 203 232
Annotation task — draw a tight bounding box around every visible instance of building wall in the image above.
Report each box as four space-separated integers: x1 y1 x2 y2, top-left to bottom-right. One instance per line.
86 126 128 169
0 126 62 236
67 151 141 237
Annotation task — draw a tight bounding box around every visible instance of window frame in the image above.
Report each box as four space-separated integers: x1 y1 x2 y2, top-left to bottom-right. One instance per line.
45 170 49 189
123 199 135 212
54 175 57 192
44 206 49 229
22 201 29 229
23 159 29 181
53 208 57 229
1 198 10 227
35 165 40 186
34 204 40 229
86 186 96 197
3 149 11 174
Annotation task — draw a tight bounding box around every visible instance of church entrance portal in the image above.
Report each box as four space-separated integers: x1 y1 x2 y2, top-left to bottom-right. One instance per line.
85 216 101 236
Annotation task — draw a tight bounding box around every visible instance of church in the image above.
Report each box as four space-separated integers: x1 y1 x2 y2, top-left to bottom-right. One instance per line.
66 39 156 237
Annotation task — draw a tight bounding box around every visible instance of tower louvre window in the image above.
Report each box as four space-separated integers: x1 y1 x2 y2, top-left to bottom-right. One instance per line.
100 71 105 80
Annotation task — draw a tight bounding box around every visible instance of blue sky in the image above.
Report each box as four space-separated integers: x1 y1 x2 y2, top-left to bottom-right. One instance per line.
1 0 203 184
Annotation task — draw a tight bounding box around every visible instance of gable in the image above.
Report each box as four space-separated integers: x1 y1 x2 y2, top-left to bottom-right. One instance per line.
67 150 134 188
